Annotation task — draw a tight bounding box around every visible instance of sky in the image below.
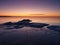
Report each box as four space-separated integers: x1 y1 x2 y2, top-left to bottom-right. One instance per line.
0 0 60 16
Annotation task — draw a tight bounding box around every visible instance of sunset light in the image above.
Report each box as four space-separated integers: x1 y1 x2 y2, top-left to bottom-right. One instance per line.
0 0 60 45
0 0 60 16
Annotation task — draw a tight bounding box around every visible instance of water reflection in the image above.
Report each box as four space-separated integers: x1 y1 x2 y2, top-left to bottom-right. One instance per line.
0 17 60 25
0 27 60 45
0 17 60 45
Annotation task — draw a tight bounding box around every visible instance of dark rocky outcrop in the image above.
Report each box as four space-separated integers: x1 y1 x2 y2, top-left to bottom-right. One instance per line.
47 25 60 32
2 19 49 29
28 23 49 28
14 25 24 29
3 22 13 25
15 19 32 25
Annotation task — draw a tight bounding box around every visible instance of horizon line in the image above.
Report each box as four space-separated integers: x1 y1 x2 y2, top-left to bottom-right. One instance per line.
0 16 60 17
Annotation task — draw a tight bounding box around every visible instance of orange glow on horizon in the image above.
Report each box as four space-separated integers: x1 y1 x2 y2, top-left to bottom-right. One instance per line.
0 12 60 16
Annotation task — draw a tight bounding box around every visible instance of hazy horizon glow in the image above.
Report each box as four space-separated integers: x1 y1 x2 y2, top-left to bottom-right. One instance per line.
0 0 60 16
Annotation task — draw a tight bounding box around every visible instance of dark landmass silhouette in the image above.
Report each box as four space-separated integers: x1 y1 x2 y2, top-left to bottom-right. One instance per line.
28 23 49 28
47 25 60 32
1 19 60 32
13 25 24 29
3 22 13 25
2 19 49 29
0 16 11 17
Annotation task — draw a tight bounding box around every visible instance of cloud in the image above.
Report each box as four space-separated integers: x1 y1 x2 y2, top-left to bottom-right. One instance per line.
30 14 45 15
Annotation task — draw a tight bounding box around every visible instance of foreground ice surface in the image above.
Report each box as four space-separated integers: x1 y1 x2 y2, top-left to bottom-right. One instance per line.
0 27 60 45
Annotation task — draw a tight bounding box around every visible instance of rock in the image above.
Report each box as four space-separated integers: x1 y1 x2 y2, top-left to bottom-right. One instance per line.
2 19 49 29
47 25 60 32
28 23 49 28
16 19 32 25
20 19 32 23
12 19 32 26
14 25 24 29
3 22 13 25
